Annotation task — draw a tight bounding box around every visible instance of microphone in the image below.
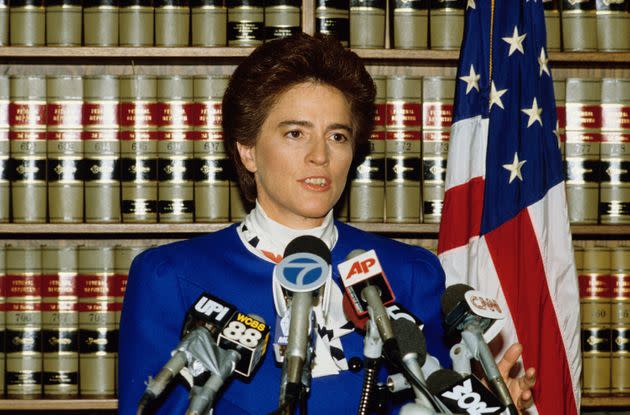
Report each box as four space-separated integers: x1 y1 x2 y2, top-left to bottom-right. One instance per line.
426 369 505 415
338 249 399 361
441 284 516 414
273 235 331 407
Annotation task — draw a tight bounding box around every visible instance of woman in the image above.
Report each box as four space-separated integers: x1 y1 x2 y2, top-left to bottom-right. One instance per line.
119 33 535 414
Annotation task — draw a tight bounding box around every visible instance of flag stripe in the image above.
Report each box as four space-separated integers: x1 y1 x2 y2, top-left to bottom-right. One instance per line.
484 209 578 415
438 177 485 254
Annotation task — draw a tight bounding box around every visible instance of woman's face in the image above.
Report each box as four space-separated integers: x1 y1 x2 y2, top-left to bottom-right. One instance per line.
237 82 354 229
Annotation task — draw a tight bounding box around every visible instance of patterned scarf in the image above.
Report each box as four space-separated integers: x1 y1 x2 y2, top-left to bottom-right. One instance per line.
237 202 354 377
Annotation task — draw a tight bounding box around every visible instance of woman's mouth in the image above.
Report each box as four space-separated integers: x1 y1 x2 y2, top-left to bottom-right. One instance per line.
300 177 331 190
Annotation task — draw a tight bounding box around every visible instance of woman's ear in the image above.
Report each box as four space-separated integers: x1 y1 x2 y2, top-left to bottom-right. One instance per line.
236 142 257 173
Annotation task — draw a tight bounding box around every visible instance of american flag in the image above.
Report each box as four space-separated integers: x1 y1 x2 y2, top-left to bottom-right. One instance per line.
437 0 581 414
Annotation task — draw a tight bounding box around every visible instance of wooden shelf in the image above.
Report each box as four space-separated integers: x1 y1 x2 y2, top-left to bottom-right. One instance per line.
0 47 629 66
0 223 628 237
582 395 630 408
0 399 116 410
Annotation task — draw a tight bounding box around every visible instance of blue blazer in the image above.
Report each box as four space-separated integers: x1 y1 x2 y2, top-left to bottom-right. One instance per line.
118 222 449 414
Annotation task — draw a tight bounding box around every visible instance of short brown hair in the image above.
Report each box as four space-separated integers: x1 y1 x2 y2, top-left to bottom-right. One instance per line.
222 33 376 203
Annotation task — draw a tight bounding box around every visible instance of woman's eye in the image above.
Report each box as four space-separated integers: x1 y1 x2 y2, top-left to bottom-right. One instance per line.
286 130 303 139
331 133 348 143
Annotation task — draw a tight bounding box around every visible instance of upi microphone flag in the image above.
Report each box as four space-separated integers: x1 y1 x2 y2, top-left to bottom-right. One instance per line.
437 1 581 414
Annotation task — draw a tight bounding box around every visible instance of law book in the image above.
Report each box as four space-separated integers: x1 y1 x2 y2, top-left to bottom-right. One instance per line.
83 0 119 46
596 0 630 51
0 75 8 222
392 0 428 49
5 244 42 399
600 78 630 224
565 78 602 224
119 0 153 46
580 245 612 395
9 0 45 46
350 75 385 222
611 245 630 393
429 0 464 50
0 245 5 397
191 0 227 46
265 0 301 41
120 76 159 223
0 0 8 45
421 76 454 224
543 0 561 51
47 76 84 223
554 79 566 158
83 75 121 223
155 0 190 46
228 0 265 47
9 75 47 223
192 76 230 223
46 0 81 46
42 244 78 398
315 0 349 46
562 0 598 51
78 245 117 398
113 245 145 330
157 76 195 223
385 76 422 223
349 0 385 48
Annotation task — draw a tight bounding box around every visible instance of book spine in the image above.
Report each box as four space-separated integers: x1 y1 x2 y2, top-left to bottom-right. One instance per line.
350 75 386 222
228 0 265 46
429 0 464 50
5 244 42 399
349 0 385 48
0 0 7 46
611 245 630 393
191 0 227 46
9 0 45 46
84 76 121 223
155 0 190 46
113 245 145 330
47 76 84 223
83 0 119 46
192 76 230 222
0 246 5 397
9 76 47 223
580 245 612 395
543 0 561 52
600 78 630 224
315 0 349 46
42 245 78 398
264 0 301 41
119 0 154 46
422 76 454 224
385 76 422 223
120 76 159 223
0 76 8 222
157 76 195 223
78 245 117 398
562 0 598 51
392 0 428 49
565 78 603 224
554 79 566 158
45 0 82 46
596 0 630 52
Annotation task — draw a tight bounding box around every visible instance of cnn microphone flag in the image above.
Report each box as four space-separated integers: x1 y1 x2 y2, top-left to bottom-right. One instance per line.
437 0 581 414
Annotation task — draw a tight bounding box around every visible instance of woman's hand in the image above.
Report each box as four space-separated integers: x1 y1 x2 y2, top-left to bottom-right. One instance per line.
496 343 536 413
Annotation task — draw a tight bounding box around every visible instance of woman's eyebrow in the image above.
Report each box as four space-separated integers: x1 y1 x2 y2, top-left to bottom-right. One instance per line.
277 120 353 134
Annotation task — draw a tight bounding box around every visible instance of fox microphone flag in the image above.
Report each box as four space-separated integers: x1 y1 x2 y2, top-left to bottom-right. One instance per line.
437 0 581 414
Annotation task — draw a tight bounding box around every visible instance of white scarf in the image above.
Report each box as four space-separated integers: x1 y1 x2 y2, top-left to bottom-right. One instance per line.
237 202 354 377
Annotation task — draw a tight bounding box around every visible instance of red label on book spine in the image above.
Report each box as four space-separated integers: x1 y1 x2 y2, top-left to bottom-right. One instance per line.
120 102 159 127
82 130 120 141
83 102 119 127
423 131 451 142
78 275 115 298
422 103 454 128
110 274 128 297
565 104 603 129
613 274 630 299
601 132 630 143
374 103 386 127
42 274 77 297
42 301 78 312
9 130 47 141
46 130 83 141
157 130 194 141
190 130 224 141
556 105 566 129
386 102 422 127
6 302 41 312
120 130 160 141
9 102 47 127
565 131 603 143
6 274 42 297
78 302 114 312
47 102 83 127
156 102 196 127
370 130 386 141
602 105 630 130
192 102 223 128
580 274 613 298
386 130 422 141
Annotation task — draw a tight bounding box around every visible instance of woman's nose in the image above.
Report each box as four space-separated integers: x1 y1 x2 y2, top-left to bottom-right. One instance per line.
306 137 329 165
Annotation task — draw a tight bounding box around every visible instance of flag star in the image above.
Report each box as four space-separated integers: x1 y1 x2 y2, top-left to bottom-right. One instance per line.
467 0 476 9
538 47 550 77
503 153 527 184
502 26 527 56
459 65 480 94
553 120 561 148
521 97 543 127
489 81 508 110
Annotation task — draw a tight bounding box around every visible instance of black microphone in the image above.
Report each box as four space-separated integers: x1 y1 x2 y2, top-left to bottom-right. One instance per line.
441 284 515 414
273 235 331 407
426 369 505 415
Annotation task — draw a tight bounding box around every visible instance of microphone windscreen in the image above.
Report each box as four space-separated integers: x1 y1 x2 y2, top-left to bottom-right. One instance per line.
426 369 464 395
391 318 427 366
441 283 474 316
284 235 331 264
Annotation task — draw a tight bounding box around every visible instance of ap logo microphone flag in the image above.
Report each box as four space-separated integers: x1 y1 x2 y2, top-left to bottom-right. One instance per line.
437 1 581 414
